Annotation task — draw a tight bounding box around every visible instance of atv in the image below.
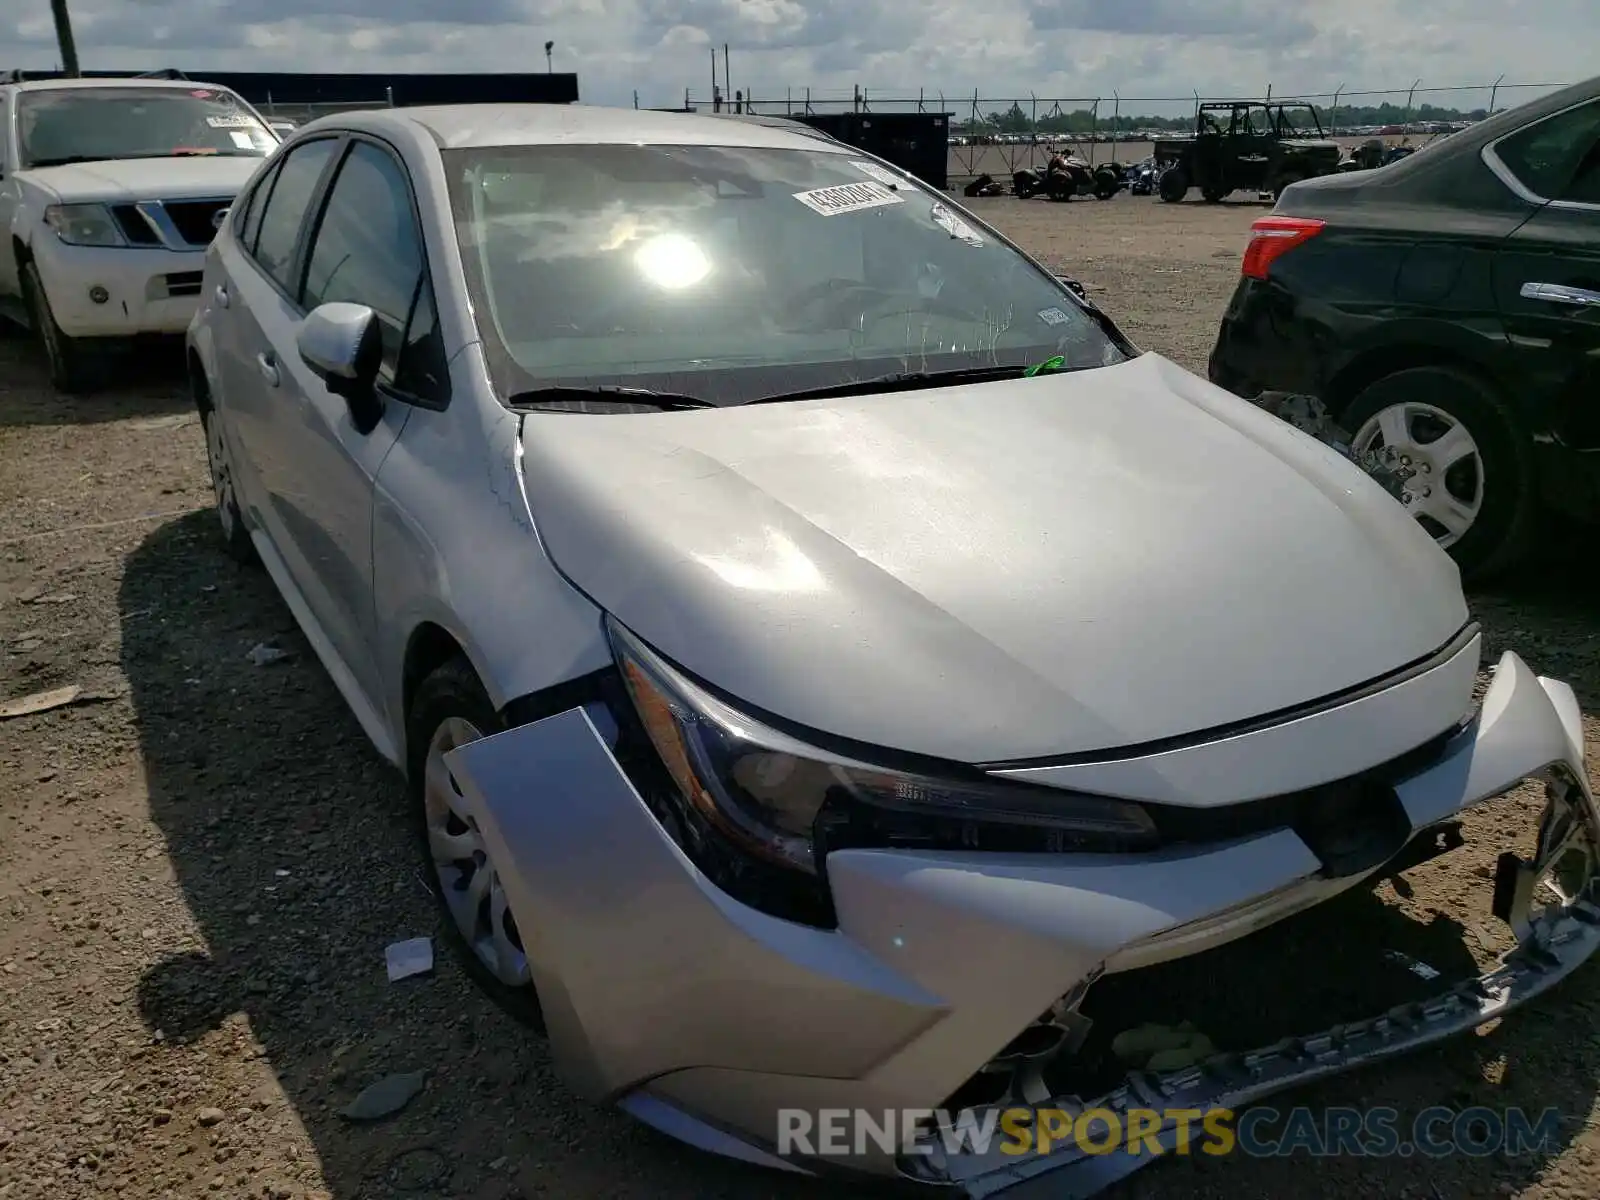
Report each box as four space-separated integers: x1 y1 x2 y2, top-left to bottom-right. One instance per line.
1013 149 1125 201
1153 101 1343 203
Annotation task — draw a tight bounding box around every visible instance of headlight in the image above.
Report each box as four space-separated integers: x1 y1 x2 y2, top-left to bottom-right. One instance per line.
44 204 127 248
606 616 1158 880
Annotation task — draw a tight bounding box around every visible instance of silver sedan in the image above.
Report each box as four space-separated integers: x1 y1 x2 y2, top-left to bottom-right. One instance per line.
185 103 1600 1197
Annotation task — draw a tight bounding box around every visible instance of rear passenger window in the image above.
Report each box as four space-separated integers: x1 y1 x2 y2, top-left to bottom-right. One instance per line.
1495 99 1600 202
252 137 338 295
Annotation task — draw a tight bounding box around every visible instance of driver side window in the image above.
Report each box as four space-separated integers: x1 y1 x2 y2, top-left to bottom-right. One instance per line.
301 139 446 401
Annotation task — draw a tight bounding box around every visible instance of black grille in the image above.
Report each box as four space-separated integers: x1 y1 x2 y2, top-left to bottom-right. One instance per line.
110 205 160 246
163 200 230 247
163 272 203 298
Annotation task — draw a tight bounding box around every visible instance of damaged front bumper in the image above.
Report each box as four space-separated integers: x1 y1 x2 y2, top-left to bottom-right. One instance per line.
444 649 1598 1195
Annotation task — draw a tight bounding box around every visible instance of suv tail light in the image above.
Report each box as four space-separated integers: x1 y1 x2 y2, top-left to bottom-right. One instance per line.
1241 215 1325 280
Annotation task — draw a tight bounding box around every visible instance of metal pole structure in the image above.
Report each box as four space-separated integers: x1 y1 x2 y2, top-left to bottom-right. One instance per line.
1265 81 1272 102
1331 84 1343 135
710 47 717 110
1111 91 1119 163
50 0 81 76
1489 73 1504 115
805 86 811 115
787 86 792 114
1089 98 1099 166
544 40 553 73
633 90 639 109
1404 78 1421 135
723 44 730 109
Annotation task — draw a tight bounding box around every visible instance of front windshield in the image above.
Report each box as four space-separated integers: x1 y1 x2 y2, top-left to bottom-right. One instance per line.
18 86 276 168
445 143 1125 407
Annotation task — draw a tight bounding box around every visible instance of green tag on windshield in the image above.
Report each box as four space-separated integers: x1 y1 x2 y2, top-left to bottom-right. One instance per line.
1025 355 1066 377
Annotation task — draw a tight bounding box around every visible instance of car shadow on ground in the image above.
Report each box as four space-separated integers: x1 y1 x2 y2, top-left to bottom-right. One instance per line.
119 512 1600 1200
119 512 831 1200
1469 519 1600 710
0 336 192 428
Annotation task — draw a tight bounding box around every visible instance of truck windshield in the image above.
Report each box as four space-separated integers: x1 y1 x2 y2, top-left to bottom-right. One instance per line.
18 87 276 168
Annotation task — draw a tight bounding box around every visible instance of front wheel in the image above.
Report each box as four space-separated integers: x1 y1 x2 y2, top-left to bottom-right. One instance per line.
199 407 256 565
21 262 97 393
1158 168 1189 202
408 658 545 1029
1343 365 1535 580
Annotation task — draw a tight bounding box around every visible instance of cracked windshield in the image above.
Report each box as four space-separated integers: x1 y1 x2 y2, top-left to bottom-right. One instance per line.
18 86 276 168
449 143 1124 406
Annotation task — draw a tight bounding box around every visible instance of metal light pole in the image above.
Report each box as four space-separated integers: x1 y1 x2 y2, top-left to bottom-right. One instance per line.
51 0 81 76
543 40 553 73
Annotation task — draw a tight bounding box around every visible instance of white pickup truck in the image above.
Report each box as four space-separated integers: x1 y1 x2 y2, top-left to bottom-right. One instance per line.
0 73 279 391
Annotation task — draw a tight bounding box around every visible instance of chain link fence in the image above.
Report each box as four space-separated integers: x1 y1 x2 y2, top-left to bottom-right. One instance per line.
677 79 1573 182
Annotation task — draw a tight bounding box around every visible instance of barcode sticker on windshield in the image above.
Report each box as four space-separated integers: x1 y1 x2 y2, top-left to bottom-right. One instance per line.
1037 307 1071 326
206 114 259 129
793 181 904 216
849 160 903 187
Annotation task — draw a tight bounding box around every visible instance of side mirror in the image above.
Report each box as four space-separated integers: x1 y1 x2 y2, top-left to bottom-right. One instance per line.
1054 275 1088 299
297 302 384 432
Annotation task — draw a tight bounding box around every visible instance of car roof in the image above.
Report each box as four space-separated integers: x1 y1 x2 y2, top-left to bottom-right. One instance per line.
331 103 851 153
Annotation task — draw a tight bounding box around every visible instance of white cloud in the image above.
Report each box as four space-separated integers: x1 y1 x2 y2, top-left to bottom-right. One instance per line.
1 0 1591 116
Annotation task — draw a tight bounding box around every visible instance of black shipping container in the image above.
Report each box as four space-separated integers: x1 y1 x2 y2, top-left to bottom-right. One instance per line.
794 111 951 190
3 68 578 106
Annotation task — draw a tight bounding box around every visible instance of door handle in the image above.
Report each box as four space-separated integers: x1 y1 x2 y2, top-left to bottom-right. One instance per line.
256 352 280 388
1520 281 1600 307
214 284 230 308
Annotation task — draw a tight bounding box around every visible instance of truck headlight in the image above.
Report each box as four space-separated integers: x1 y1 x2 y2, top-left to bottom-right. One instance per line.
44 204 127 248
606 616 1158 878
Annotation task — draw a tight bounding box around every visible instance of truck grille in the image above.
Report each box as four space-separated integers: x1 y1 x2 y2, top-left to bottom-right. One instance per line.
110 205 161 246
162 200 232 248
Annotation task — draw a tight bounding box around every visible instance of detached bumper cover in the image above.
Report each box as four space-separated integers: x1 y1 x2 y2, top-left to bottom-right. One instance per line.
444 649 1597 1191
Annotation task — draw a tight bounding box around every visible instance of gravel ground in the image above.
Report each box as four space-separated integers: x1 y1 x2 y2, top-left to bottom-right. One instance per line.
2 195 1597 1200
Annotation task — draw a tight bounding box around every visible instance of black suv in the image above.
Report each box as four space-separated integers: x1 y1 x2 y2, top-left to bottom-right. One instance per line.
1209 77 1600 578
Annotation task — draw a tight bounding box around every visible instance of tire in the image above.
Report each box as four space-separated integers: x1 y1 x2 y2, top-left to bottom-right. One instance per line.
1201 184 1229 203
1342 365 1535 581
407 657 546 1030
1273 171 1307 201
21 262 98 394
198 405 257 565
1092 169 1120 199
1158 168 1188 202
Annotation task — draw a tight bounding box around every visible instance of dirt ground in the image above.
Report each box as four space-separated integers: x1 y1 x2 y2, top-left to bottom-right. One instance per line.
2 195 1597 1200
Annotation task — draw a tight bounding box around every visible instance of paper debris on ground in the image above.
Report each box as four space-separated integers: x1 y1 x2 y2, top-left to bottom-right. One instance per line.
247 643 292 666
0 685 84 720
386 937 434 982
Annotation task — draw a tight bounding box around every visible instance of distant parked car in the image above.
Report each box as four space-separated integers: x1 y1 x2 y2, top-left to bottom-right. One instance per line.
186 101 1597 1198
0 72 280 390
1209 75 1600 578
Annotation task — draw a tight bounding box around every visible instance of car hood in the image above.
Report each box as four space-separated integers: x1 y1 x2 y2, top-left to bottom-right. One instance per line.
20 157 263 203
517 353 1467 764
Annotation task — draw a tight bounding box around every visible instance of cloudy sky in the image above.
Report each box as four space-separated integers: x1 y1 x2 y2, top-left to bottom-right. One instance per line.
3 0 1592 115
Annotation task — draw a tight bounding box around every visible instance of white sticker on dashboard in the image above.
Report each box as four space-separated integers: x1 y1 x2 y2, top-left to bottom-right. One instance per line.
229 130 255 150
792 181 904 216
849 159 904 187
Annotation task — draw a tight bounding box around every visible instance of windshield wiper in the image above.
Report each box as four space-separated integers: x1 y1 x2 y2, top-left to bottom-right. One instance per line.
743 364 1038 405
507 384 715 412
